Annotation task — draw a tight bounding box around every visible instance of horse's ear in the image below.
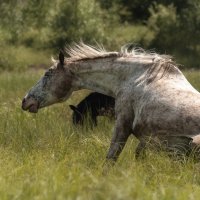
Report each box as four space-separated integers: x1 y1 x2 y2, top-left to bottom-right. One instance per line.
69 105 78 111
59 51 65 66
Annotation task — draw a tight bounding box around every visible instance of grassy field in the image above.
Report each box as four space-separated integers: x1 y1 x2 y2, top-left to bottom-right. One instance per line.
1 70 200 200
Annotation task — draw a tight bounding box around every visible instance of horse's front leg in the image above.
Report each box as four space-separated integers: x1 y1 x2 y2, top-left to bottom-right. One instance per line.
106 116 132 162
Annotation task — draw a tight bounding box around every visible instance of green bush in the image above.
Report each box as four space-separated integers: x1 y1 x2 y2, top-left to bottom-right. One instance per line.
106 24 154 50
147 4 178 51
0 0 200 69
147 2 200 68
49 0 111 48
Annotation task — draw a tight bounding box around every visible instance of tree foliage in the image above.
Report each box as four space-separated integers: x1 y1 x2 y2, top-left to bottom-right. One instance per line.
0 0 200 68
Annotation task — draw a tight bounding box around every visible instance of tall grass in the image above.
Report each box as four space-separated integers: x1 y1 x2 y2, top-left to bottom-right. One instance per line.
0 70 200 199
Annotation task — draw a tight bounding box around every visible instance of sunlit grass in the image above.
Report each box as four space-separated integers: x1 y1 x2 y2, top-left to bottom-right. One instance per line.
0 70 200 199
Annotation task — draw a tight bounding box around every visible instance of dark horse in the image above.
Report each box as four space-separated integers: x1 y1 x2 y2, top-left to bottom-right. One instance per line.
69 92 115 126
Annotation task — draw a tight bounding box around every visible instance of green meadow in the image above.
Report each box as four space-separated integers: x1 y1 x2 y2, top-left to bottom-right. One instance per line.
1 70 200 200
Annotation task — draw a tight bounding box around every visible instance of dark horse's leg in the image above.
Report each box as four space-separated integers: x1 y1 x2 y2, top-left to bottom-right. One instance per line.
91 113 97 126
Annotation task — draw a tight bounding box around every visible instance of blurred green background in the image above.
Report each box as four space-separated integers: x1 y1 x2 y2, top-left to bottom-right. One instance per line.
0 0 200 71
0 2 200 199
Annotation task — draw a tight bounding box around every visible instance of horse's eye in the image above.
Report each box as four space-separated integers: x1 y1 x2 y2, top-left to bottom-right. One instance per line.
44 70 52 77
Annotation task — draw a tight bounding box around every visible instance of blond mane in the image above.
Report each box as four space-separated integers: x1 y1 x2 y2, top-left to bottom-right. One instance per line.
65 42 118 62
63 42 178 80
65 42 173 61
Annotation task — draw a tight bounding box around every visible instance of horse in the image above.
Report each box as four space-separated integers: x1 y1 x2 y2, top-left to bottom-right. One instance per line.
69 92 115 127
22 43 200 163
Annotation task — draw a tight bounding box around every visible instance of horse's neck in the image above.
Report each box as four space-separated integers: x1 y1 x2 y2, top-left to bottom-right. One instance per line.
69 56 190 98
71 57 138 97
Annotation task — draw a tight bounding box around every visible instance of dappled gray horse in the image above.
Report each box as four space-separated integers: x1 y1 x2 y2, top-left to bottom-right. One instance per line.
22 43 200 162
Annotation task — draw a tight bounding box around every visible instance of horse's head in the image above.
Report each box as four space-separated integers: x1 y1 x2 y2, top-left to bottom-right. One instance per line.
22 52 75 113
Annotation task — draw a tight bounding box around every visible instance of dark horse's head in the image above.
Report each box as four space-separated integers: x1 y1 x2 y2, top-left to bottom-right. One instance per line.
22 52 75 113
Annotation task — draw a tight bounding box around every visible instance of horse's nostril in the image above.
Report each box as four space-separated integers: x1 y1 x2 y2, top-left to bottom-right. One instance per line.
21 96 39 113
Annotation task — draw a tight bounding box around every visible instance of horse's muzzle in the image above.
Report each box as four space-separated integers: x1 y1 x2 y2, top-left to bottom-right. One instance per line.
22 96 39 113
